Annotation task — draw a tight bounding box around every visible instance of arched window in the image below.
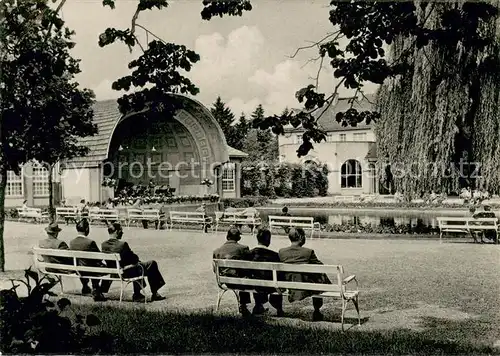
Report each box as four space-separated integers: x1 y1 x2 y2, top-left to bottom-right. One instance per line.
341 160 362 188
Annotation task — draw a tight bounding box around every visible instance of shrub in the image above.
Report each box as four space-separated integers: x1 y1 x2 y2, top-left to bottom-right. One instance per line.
0 268 111 354
241 161 328 198
220 196 269 208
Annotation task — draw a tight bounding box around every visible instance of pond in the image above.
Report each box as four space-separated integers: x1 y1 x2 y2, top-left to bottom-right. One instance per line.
257 207 471 230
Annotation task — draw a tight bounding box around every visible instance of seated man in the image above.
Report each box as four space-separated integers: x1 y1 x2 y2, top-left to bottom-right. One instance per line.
472 205 498 243
238 201 260 231
213 227 252 316
196 203 211 233
38 222 72 272
100 223 166 302
249 228 284 316
279 228 331 321
69 219 107 302
281 206 291 234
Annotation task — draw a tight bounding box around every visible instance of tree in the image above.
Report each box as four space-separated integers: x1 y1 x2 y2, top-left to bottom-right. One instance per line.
232 113 250 150
0 0 96 271
210 97 234 135
249 105 279 162
210 96 241 149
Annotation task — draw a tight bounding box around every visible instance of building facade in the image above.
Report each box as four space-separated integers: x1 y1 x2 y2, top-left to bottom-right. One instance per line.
4 94 246 207
278 94 378 196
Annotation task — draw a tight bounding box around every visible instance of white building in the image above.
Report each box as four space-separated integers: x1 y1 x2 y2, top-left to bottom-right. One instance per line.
278 94 379 196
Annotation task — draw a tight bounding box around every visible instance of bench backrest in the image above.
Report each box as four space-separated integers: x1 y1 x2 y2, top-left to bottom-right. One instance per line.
268 215 314 226
170 211 206 219
32 247 121 276
56 207 78 215
437 217 498 229
213 259 345 295
18 207 43 214
127 208 160 219
89 209 119 218
215 211 260 222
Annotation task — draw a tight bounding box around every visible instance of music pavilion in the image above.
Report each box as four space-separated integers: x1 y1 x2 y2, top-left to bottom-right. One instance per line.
3 94 247 207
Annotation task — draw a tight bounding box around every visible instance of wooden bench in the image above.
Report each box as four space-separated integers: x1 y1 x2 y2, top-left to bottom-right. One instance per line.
213 259 360 331
32 247 145 302
88 208 122 225
169 211 212 231
56 207 78 224
268 215 321 238
17 208 49 223
215 211 261 235
437 217 498 243
126 208 165 229
334 195 355 202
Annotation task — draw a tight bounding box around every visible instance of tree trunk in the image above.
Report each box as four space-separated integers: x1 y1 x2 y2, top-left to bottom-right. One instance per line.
0 162 7 272
48 163 55 223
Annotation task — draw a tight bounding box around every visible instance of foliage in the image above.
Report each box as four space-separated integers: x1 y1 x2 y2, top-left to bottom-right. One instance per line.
240 162 328 198
245 105 279 162
112 194 220 206
375 3 500 198
233 113 251 151
102 178 117 187
0 0 98 271
1 0 97 170
220 196 269 209
201 178 214 187
323 221 439 235
210 97 249 150
0 268 110 353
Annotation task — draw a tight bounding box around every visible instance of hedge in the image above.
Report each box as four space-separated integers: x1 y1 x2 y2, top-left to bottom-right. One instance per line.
220 196 269 208
241 161 328 198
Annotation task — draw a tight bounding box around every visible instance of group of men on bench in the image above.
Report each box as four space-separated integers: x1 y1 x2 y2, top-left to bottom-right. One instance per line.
38 219 167 302
213 226 331 321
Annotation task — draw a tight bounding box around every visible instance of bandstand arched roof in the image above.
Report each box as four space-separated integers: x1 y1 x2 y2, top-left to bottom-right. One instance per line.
66 94 245 168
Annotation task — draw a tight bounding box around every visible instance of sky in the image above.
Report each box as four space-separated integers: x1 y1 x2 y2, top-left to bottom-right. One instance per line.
61 0 377 116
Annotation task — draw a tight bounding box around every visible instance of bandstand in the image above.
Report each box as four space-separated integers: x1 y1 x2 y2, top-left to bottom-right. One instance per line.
60 94 247 204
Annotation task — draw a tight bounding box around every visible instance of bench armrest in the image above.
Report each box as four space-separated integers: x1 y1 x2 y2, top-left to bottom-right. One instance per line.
343 274 357 285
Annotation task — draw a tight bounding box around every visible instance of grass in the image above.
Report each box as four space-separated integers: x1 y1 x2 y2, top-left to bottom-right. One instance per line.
67 304 497 355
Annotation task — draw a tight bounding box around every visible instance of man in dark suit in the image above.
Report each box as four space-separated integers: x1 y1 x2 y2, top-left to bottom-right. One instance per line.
472 205 498 243
100 223 166 302
69 219 106 302
249 228 284 316
38 222 72 271
213 227 252 316
279 227 331 321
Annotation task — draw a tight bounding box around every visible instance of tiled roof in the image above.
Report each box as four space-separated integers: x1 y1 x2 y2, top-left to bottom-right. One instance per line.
228 146 248 157
287 93 376 132
65 99 121 167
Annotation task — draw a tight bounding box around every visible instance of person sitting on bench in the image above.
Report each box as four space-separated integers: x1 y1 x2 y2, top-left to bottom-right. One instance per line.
279 227 331 321
100 223 166 302
250 228 284 316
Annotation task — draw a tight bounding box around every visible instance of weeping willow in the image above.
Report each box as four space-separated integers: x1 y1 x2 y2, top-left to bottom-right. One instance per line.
375 1 500 199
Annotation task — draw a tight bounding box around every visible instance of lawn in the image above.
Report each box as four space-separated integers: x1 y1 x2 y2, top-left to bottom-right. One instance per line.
2 221 500 354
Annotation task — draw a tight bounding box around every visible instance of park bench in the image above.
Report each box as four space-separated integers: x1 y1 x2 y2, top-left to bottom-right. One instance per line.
213 259 360 331
436 217 499 243
55 207 78 224
88 208 122 225
126 208 165 229
268 215 321 238
214 211 261 235
169 211 212 231
17 207 49 223
32 247 145 303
